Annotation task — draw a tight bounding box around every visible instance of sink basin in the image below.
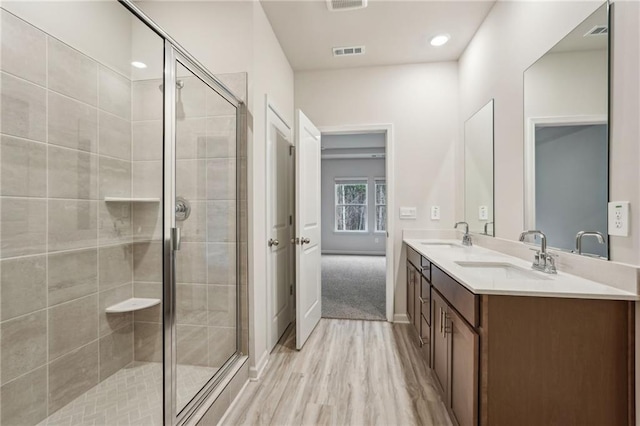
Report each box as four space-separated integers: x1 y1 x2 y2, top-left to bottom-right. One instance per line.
421 242 462 248
454 261 551 280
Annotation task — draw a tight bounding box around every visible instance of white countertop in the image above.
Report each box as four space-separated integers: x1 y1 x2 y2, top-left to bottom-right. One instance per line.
404 239 639 301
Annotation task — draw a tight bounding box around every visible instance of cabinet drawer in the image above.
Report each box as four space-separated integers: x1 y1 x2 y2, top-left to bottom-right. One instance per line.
407 245 431 279
420 276 431 325
407 245 422 269
432 265 479 328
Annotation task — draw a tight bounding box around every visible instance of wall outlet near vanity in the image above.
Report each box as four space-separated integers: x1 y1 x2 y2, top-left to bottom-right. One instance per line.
430 206 440 220
608 201 630 237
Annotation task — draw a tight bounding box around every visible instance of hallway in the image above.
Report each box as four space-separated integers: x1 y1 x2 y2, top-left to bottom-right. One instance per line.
221 319 451 425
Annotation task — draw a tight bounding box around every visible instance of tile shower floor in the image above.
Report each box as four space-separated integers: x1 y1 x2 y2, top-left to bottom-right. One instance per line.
38 362 217 426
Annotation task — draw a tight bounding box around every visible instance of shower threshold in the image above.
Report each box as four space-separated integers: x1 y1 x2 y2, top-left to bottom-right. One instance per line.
38 362 218 426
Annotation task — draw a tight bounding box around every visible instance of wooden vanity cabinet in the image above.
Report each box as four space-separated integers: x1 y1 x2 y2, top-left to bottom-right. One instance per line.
404 244 634 426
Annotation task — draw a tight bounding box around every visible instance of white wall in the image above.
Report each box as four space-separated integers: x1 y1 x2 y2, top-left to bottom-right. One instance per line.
249 1 294 377
457 0 640 266
295 62 459 317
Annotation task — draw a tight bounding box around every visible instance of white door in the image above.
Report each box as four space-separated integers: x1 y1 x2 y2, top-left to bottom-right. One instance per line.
295 110 322 350
266 105 293 350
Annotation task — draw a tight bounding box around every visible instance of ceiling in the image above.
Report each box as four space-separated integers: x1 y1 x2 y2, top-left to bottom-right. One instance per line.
260 0 496 71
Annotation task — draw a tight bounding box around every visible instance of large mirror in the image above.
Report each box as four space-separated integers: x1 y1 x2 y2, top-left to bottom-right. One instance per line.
524 3 609 258
465 99 495 235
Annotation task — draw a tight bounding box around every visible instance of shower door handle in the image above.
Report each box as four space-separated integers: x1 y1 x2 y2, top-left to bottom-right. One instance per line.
171 227 182 251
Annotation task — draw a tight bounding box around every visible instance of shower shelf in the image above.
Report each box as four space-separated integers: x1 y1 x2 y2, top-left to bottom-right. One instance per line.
104 197 160 203
106 298 161 313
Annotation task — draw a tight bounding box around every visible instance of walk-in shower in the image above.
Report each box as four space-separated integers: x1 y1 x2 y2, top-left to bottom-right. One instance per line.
0 1 248 424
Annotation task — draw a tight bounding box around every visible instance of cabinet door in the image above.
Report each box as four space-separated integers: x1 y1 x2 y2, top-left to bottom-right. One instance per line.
449 308 479 426
432 291 449 399
406 265 414 323
413 268 421 334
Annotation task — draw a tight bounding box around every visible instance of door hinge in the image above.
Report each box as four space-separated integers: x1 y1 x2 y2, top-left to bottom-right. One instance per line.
289 145 295 156
290 285 293 295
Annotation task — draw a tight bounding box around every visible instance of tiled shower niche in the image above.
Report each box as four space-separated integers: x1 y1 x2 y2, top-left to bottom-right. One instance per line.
0 8 247 425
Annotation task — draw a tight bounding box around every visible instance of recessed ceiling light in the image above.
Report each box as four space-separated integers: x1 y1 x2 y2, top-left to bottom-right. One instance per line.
430 34 450 47
131 61 147 69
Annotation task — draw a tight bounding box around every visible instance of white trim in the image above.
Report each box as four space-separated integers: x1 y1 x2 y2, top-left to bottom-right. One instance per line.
249 349 269 380
321 153 386 160
524 115 607 229
393 313 410 324
319 124 395 323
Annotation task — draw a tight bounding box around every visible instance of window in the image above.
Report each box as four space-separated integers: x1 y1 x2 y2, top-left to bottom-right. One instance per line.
375 180 386 232
335 180 368 231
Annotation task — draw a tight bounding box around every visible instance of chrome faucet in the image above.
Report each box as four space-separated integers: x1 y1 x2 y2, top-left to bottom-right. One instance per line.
575 231 606 256
519 230 557 274
455 222 473 246
483 222 494 236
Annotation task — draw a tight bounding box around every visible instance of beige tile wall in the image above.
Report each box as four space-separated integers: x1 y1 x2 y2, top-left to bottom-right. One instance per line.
0 9 248 424
0 10 136 425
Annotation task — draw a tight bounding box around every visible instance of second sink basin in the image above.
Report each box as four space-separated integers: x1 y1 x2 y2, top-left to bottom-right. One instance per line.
454 261 551 281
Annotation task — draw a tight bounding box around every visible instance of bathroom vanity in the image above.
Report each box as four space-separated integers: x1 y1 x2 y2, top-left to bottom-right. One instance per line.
404 239 636 426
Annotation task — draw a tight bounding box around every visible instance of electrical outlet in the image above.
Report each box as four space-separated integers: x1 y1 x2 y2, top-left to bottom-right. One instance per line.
478 205 488 221
431 206 440 220
608 201 630 237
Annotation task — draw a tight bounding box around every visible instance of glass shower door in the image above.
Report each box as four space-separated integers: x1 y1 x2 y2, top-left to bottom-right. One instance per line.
166 50 239 422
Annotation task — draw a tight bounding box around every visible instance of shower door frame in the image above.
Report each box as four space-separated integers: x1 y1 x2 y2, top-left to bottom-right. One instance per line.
117 1 245 424
163 44 244 426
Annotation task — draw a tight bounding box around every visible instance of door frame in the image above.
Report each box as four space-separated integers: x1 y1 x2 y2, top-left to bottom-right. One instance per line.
264 96 295 352
318 124 395 322
524 114 607 230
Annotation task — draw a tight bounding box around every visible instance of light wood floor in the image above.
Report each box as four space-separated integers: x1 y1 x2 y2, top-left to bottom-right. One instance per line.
221 319 452 426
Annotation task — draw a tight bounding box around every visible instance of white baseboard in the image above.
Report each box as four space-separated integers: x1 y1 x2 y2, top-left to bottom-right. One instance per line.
393 313 410 324
249 350 269 381
322 250 386 256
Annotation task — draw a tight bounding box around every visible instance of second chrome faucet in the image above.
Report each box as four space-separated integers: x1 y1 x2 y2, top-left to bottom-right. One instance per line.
519 230 557 274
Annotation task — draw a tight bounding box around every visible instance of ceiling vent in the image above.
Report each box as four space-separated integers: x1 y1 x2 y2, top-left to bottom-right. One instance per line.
584 25 608 37
333 45 365 57
326 0 368 12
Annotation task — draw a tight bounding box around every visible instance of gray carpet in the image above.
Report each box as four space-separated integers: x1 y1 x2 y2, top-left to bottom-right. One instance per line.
321 255 386 321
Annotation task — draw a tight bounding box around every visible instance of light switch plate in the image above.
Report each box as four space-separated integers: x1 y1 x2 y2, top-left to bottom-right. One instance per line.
400 207 417 220
431 206 440 220
608 201 630 237
478 205 488 221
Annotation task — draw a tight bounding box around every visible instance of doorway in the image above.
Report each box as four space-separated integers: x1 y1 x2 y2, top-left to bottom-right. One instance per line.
320 131 389 321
